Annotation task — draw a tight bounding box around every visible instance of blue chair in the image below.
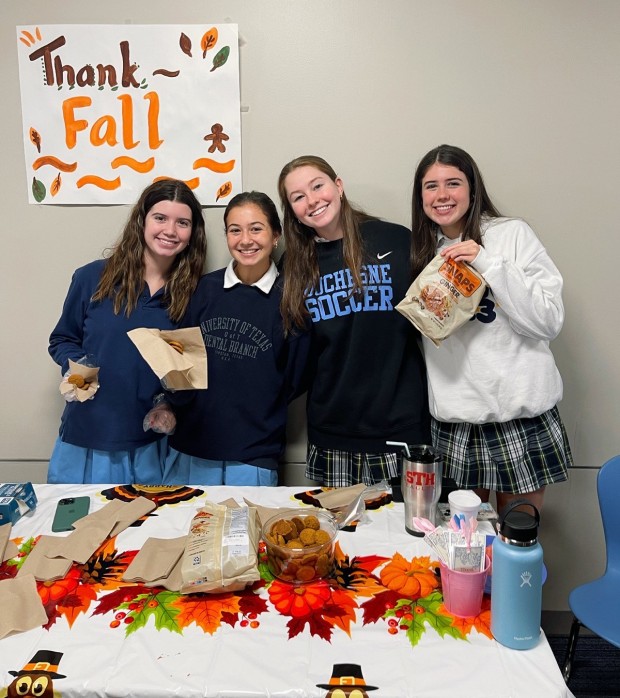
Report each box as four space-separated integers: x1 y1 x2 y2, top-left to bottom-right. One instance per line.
563 454 620 682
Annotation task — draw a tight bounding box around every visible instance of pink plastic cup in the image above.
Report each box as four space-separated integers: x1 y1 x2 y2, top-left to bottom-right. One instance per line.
440 555 490 618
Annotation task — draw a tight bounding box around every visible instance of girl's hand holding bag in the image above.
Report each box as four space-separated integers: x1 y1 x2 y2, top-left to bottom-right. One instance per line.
396 255 486 346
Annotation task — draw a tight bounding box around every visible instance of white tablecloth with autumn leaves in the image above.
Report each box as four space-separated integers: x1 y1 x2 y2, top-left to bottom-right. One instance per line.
0 483 574 698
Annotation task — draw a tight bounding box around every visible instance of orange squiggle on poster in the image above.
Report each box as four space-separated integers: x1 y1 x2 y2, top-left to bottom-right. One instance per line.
153 176 200 190
76 175 121 190
193 158 236 173
111 156 155 173
32 156 77 172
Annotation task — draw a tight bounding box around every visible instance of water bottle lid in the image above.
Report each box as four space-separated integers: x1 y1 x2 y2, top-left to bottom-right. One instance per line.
498 500 540 542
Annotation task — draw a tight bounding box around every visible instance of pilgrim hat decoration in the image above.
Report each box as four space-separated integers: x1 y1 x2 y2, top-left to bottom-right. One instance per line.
316 663 378 691
9 650 66 679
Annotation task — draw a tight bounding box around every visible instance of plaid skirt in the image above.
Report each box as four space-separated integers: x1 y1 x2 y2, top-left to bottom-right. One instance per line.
431 406 572 493
306 443 399 487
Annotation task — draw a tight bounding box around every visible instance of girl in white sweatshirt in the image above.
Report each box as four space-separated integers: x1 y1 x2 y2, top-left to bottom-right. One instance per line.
410 144 572 514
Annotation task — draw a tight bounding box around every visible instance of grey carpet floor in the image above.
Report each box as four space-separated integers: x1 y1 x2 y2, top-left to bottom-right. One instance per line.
547 635 620 697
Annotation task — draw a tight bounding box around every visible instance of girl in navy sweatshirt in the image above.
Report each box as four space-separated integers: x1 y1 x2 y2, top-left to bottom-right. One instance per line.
48 180 206 484
152 191 310 485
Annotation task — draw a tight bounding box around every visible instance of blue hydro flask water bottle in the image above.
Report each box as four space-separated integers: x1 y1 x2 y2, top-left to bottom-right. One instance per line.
491 500 543 650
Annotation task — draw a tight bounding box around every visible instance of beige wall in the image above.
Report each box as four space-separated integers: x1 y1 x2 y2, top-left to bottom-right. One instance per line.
1 0 619 613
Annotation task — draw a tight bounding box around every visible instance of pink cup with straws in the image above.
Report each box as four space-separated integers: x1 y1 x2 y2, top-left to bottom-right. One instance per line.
440 555 490 618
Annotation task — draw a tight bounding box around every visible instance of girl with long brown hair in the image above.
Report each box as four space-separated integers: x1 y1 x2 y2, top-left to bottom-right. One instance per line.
48 179 206 484
278 155 430 487
410 144 572 514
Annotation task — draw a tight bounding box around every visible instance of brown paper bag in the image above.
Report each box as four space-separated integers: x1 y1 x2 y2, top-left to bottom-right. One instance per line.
122 536 187 583
0 574 48 639
312 484 368 527
16 536 73 581
146 557 184 591
312 484 366 509
396 255 486 347
127 327 207 390
1 524 19 562
59 359 100 402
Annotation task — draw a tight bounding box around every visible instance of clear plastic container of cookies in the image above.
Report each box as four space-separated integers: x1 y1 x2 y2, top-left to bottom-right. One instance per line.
261 509 338 583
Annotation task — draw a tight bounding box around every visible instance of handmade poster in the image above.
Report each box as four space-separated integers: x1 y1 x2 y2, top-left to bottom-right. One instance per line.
16 24 241 205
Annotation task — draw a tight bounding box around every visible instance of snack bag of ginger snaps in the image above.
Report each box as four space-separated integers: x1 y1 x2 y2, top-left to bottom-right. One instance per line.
180 501 260 594
396 254 486 346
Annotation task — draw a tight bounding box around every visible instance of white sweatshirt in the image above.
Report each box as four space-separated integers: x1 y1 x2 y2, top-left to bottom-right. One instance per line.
423 217 565 424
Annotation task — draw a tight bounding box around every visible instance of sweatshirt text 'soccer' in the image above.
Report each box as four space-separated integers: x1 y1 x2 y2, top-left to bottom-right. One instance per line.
305 219 430 452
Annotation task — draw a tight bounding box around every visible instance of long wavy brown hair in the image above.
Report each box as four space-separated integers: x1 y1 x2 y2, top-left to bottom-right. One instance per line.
410 144 501 278
277 155 376 332
92 180 207 322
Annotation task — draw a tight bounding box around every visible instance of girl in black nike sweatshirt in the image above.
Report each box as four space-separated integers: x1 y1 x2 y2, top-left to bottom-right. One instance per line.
278 155 430 486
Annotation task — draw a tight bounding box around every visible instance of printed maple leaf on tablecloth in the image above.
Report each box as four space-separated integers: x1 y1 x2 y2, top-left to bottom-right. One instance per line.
448 596 493 639
50 576 98 629
174 593 241 633
123 591 182 634
92 584 152 615
321 586 359 635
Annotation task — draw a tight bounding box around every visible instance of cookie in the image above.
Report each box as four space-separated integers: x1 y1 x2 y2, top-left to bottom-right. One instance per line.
68 374 86 389
167 340 184 354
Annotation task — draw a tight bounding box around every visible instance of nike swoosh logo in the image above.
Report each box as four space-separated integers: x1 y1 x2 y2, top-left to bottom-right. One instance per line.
377 251 393 260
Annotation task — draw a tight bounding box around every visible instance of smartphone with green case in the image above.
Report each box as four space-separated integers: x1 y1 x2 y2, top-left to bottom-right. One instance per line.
51 496 90 532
